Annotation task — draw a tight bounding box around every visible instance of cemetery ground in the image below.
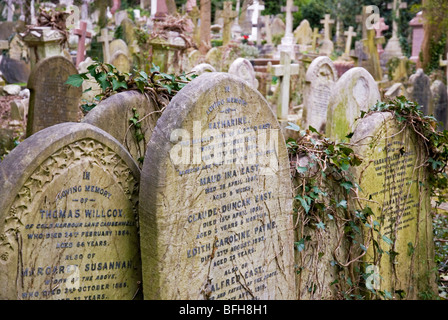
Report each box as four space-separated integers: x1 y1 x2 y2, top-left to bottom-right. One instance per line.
1 0 448 301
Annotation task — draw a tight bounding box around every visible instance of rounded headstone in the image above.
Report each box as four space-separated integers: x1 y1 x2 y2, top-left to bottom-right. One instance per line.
302 56 338 133
0 123 141 300
26 56 82 137
326 67 381 141
139 72 295 300
83 90 162 166
228 57 259 89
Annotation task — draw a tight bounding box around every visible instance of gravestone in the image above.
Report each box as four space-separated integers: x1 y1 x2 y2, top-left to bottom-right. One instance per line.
302 56 338 133
27 56 82 137
139 72 296 300
294 20 312 47
350 111 437 299
110 51 131 74
0 122 142 300
205 47 222 71
319 14 334 56
430 80 448 131
109 39 130 59
326 67 381 141
408 69 433 116
384 82 408 101
228 57 258 90
83 90 162 165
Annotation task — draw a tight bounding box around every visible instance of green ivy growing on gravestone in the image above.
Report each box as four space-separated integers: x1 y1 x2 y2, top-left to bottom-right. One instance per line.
65 61 197 163
287 96 448 300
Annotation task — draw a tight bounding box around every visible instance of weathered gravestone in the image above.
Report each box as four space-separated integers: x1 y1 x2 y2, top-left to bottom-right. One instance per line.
408 69 433 116
228 57 259 90
0 123 142 300
430 80 448 131
109 39 130 59
302 56 338 133
83 90 162 166
139 72 296 300
350 112 437 299
26 56 82 137
326 67 381 141
110 50 131 74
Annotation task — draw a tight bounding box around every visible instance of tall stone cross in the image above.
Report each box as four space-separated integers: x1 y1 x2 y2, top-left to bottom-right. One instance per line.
387 0 407 39
248 0 265 42
221 1 238 46
344 26 357 55
375 17 389 55
311 27 321 52
74 21 92 67
320 14 335 41
98 28 113 63
363 28 384 81
271 50 300 120
355 5 369 39
281 0 298 44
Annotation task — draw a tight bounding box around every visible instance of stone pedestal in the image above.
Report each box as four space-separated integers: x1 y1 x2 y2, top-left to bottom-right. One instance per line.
21 27 66 69
149 32 186 74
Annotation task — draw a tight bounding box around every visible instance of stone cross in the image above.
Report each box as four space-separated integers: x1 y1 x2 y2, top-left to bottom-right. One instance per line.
355 5 370 39
74 21 92 67
271 50 300 120
363 28 384 81
320 14 334 41
281 0 298 44
344 26 357 55
374 17 389 55
98 28 113 63
311 27 321 52
248 0 265 42
221 1 238 46
387 0 407 39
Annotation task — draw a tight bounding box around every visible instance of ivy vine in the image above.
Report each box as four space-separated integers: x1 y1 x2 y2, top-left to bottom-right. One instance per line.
288 96 448 300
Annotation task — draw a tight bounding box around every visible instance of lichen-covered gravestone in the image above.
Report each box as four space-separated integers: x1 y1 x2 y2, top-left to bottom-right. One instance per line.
139 72 296 300
26 56 82 137
302 56 338 133
326 67 381 141
83 90 162 166
350 112 437 299
0 123 142 300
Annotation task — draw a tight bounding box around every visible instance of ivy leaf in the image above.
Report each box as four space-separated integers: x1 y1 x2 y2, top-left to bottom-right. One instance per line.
316 221 325 230
296 166 308 174
382 235 394 246
295 238 306 252
295 195 311 214
286 122 301 132
112 78 128 91
340 181 353 190
65 73 87 87
336 200 347 209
